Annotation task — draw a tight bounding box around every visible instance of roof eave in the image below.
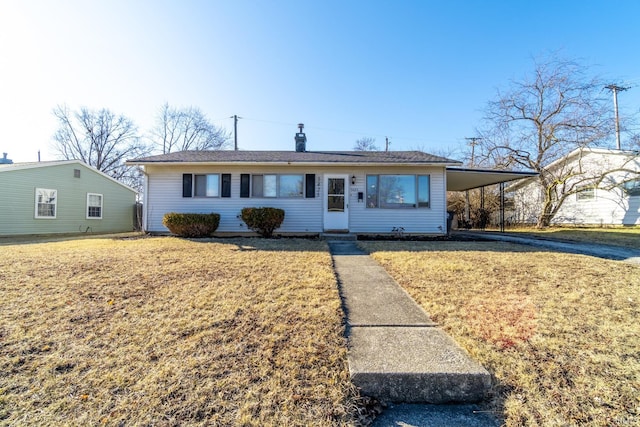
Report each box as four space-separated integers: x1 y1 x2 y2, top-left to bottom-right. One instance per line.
127 160 463 167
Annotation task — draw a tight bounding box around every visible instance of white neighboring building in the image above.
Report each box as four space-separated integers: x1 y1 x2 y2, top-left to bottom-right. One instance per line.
508 148 640 226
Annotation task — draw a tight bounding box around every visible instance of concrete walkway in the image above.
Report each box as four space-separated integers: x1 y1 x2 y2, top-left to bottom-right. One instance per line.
328 241 499 426
454 230 640 265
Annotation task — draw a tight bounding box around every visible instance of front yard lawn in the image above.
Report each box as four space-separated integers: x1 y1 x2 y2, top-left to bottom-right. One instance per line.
360 241 640 426
0 237 364 426
4 235 638 426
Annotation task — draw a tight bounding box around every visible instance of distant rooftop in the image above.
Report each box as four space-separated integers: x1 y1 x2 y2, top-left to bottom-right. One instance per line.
0 152 13 165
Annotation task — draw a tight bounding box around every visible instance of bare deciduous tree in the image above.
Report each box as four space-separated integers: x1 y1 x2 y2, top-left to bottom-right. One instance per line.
52 105 148 190
353 137 379 151
149 103 230 154
475 55 617 227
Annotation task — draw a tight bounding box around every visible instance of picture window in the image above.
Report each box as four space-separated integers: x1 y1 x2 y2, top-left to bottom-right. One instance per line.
366 175 430 208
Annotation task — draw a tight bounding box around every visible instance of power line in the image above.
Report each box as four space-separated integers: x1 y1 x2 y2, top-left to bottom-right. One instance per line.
237 116 464 148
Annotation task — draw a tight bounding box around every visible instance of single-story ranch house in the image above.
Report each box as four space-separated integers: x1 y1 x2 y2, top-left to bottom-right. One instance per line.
0 160 138 236
128 128 535 236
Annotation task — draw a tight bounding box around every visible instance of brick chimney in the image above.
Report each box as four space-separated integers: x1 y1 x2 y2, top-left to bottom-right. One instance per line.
295 123 307 152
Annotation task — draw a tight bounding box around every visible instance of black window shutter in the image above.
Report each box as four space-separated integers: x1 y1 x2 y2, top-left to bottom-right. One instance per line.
221 174 231 197
182 174 193 197
305 174 315 198
240 174 250 198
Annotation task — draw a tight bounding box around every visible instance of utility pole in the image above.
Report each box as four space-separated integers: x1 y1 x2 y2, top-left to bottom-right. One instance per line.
604 84 629 150
463 137 482 224
465 137 482 166
230 115 242 150
385 137 390 152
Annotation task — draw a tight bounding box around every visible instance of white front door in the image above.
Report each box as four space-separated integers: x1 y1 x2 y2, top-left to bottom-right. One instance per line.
323 174 349 231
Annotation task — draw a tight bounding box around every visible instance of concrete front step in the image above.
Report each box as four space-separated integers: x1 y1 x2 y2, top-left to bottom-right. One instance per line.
349 326 492 403
321 233 357 241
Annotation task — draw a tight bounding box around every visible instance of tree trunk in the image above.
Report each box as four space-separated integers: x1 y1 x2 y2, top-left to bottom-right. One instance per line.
537 199 554 228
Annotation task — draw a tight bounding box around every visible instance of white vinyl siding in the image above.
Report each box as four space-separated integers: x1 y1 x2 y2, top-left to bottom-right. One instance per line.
145 166 322 234
142 165 448 235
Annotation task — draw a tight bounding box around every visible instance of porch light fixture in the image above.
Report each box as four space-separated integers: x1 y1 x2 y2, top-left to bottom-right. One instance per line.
351 175 356 185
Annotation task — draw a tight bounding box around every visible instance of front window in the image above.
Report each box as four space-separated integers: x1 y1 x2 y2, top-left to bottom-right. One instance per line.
417 175 430 207
194 174 219 197
87 193 103 219
279 175 304 197
251 174 303 198
35 188 57 218
366 175 430 208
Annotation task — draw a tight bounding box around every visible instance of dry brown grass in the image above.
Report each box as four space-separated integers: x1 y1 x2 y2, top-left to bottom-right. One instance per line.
0 236 366 426
360 241 640 426
501 226 640 249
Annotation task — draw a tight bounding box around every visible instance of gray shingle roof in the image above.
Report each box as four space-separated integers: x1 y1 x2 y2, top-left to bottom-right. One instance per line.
127 150 461 165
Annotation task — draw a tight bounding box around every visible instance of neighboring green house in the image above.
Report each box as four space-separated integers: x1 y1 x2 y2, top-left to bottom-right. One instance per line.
0 160 137 236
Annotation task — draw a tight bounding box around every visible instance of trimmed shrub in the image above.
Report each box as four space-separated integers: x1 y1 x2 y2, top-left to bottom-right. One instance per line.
241 207 285 238
162 212 220 237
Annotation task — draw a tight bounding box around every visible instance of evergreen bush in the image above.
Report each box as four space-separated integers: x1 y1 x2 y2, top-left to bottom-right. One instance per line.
240 207 285 238
162 212 220 237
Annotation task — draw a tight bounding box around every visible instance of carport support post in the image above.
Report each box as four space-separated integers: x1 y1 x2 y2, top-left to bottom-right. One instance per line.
499 182 505 233
464 190 470 224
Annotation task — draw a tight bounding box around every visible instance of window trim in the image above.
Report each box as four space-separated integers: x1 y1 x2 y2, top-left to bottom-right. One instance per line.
35 188 57 219
86 193 103 219
366 174 430 209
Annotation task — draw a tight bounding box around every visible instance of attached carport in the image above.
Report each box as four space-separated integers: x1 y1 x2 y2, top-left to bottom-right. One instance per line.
446 167 538 231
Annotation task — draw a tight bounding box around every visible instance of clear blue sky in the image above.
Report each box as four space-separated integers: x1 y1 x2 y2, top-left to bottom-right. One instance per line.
1 0 639 163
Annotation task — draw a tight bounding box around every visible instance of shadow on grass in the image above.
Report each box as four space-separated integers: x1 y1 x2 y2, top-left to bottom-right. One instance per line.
186 235 331 252
0 232 145 246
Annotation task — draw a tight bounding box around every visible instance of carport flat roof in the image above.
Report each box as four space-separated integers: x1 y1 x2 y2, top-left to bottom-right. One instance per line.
446 167 537 191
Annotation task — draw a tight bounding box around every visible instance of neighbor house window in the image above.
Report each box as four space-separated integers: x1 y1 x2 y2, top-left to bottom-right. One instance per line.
35 188 57 218
622 178 640 196
250 174 303 198
87 193 103 219
576 186 595 200
195 174 219 197
366 175 430 208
